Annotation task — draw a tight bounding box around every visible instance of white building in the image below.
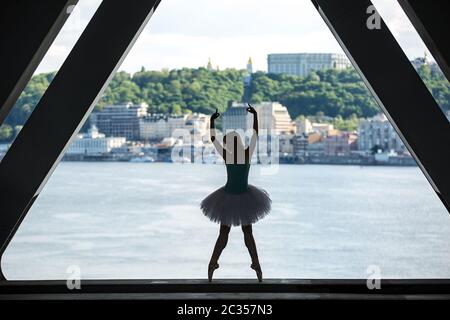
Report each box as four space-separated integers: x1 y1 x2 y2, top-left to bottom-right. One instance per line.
268 53 351 77
66 126 126 155
139 113 209 141
295 118 335 137
185 113 210 138
140 114 187 141
358 113 406 153
256 102 293 135
295 118 313 134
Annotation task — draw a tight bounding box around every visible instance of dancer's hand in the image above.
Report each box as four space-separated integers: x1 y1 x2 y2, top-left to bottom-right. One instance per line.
246 104 257 114
211 108 220 120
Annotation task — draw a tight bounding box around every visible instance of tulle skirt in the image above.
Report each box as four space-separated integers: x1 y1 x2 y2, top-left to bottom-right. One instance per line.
200 185 271 226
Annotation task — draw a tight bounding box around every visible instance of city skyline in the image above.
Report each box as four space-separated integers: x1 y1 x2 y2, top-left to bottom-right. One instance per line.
56 102 415 167
34 0 435 74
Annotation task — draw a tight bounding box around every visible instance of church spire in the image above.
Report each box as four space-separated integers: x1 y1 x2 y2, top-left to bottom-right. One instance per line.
243 57 253 103
207 57 213 70
246 57 253 74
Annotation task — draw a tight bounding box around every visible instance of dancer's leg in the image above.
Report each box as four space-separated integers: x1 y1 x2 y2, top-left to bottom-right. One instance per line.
210 224 231 264
242 224 259 263
208 224 230 281
242 224 263 282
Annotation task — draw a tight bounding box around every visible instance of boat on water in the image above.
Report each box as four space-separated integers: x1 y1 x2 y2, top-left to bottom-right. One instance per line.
129 156 155 163
178 156 191 164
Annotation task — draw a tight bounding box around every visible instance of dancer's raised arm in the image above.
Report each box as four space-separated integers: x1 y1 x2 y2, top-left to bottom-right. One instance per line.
210 109 227 159
246 104 258 159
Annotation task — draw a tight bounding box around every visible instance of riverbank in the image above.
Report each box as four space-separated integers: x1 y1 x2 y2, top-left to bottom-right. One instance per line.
62 153 417 166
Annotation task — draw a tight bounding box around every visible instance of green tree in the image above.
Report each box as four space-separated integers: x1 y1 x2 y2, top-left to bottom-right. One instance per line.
5 63 450 134
0 124 13 142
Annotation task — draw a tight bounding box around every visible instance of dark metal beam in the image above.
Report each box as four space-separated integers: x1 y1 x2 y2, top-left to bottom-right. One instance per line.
311 0 450 212
0 0 161 280
0 0 78 125
1 279 450 299
398 0 450 81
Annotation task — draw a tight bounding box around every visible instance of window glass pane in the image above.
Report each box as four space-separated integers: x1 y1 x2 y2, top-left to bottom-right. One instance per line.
3 0 449 280
0 0 103 158
372 0 450 122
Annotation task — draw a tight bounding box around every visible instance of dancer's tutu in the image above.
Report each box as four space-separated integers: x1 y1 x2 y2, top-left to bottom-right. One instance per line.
200 184 271 226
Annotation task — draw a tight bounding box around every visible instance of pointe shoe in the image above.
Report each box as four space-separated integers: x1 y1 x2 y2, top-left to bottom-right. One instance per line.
208 262 219 282
251 262 263 282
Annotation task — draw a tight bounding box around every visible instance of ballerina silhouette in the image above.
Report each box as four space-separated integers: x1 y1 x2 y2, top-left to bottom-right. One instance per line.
200 104 271 282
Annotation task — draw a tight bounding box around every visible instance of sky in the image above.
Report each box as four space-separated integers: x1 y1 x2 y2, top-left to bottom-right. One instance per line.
35 0 433 74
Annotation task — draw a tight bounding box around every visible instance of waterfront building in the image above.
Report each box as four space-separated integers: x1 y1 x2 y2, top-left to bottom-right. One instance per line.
139 112 209 142
295 118 313 135
139 114 187 141
222 103 253 133
325 132 358 156
306 141 326 156
255 102 294 135
307 131 322 144
185 113 210 139
295 118 335 137
224 101 294 135
279 134 294 156
267 53 351 77
357 113 406 153
312 123 337 136
293 133 308 157
92 102 148 140
66 126 126 155
292 131 324 157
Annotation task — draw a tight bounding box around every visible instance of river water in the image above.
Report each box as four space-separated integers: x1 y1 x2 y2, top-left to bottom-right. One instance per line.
2 162 450 280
